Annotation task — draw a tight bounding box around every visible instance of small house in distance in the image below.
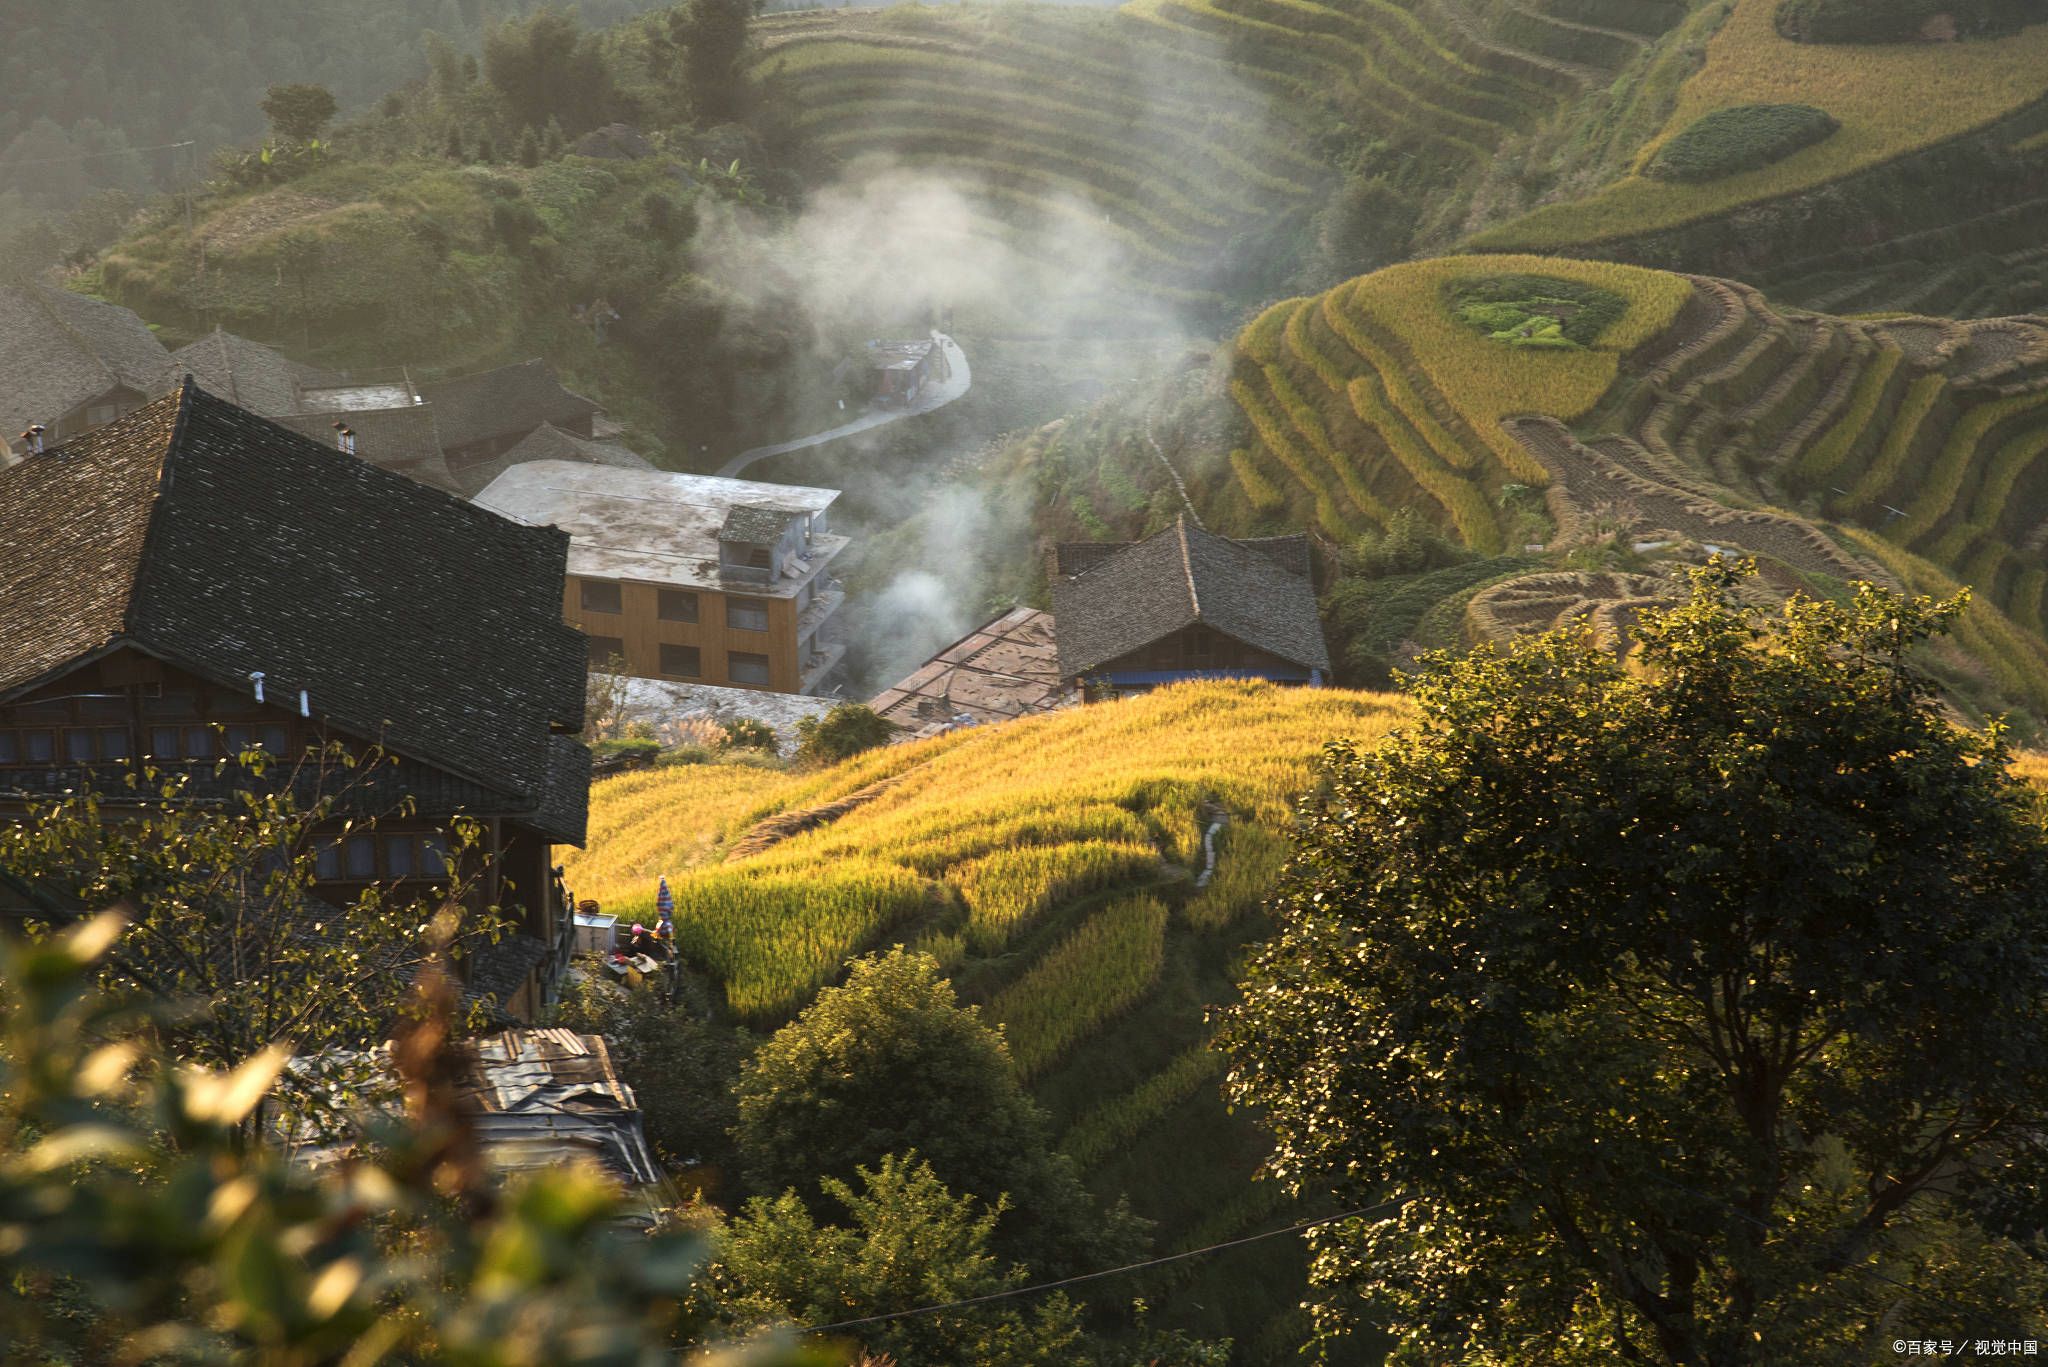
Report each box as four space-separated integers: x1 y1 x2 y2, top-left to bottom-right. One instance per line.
0 381 592 1018
0 279 172 460
1050 516 1330 695
863 337 949 407
475 461 850 695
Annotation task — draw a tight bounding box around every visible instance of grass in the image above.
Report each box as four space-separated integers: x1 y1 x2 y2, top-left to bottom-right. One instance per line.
1477 0 2048 248
1059 1044 1225 1167
988 892 1170 1076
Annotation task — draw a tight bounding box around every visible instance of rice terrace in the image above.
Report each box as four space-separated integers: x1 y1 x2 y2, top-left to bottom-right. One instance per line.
3 0 2048 1360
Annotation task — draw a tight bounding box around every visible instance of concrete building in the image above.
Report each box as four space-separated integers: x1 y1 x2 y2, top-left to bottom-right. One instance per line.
475 461 850 695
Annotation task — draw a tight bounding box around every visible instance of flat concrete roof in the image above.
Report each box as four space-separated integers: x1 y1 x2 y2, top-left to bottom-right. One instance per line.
474 459 845 594
299 384 416 412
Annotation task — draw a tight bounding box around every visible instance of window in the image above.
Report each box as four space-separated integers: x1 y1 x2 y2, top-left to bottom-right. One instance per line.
315 841 342 881
97 728 130 760
727 597 770 632
149 726 180 758
746 546 772 569
579 579 623 614
344 835 377 879
223 725 254 754
22 731 54 763
261 725 290 754
0 733 15 764
66 731 95 763
587 635 625 668
382 834 416 879
729 652 771 686
421 835 451 881
87 403 118 426
183 726 214 758
658 588 699 623
660 644 702 679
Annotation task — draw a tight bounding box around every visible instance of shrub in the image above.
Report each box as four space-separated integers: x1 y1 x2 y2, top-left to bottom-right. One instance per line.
795 703 895 765
723 717 778 751
1446 274 1631 348
1645 104 1840 183
1776 0 2039 43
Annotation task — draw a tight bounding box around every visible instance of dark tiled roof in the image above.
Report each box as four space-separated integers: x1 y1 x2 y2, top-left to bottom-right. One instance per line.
0 382 589 841
0 279 172 433
275 405 463 494
169 329 337 418
719 503 798 544
450 421 654 499
418 360 599 455
1050 517 1330 675
463 934 552 1014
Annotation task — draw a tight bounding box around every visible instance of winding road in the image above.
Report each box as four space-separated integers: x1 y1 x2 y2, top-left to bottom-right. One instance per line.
715 334 972 479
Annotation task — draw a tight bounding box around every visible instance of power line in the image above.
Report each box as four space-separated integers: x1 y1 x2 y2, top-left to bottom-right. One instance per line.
789 1202 1389 1336
0 138 196 170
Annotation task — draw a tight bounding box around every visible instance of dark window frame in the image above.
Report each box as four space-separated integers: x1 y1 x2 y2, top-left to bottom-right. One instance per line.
657 588 700 623
727 597 771 633
659 643 703 680
729 651 771 686
578 578 624 615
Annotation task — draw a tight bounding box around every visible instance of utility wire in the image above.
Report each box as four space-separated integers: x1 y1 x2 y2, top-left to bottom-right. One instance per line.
789 1202 1389 1336
0 138 196 169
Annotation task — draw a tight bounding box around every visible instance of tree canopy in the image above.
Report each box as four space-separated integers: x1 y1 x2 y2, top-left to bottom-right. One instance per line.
1222 563 2048 1364
731 948 1142 1276
260 83 338 143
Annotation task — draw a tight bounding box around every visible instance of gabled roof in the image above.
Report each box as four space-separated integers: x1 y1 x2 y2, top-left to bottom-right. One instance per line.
169 329 338 418
419 359 600 454
0 381 589 843
0 279 172 435
1050 517 1330 676
275 405 462 494
450 420 654 499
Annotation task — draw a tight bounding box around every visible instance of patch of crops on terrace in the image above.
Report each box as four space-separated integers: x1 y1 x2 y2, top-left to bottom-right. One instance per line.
1447 273 1630 347
561 683 1409 1021
1059 1044 1224 1167
988 893 1170 1076
1228 255 1689 550
1644 103 1839 182
1476 0 2048 250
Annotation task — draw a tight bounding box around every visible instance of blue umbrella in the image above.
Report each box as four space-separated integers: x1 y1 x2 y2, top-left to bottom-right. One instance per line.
656 876 674 920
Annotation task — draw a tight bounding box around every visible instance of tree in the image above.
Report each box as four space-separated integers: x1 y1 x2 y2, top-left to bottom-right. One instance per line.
1221 562 2048 1364
483 7 617 136
0 913 819 1366
0 747 505 1081
732 949 1142 1275
260 83 338 144
795 703 895 766
713 1154 1090 1365
668 0 755 124
543 114 569 159
517 125 542 167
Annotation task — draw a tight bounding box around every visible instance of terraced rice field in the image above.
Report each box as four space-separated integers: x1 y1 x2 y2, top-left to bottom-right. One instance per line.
1228 254 2048 711
1479 0 2048 251
755 0 1672 303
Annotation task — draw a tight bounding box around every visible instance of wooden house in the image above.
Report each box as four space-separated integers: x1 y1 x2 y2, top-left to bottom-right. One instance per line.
1050 516 1331 695
0 279 171 460
0 381 592 1019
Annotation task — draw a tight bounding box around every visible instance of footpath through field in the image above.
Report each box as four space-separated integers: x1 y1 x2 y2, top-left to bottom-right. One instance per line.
716 334 971 478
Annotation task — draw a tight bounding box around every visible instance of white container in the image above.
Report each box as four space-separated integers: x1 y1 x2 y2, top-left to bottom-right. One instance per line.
573 911 618 954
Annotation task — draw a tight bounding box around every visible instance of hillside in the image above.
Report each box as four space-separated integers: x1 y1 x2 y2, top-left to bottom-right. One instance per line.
1220 254 2048 720
561 681 1409 1357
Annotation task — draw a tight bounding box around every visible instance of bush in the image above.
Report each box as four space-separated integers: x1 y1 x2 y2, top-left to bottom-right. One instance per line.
794 703 894 765
1645 104 1840 183
1445 274 1630 349
1775 0 2040 42
722 717 777 751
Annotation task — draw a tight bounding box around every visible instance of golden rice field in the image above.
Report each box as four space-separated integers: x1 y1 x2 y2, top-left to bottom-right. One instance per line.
1229 254 1691 545
1479 0 2048 249
562 682 1409 1021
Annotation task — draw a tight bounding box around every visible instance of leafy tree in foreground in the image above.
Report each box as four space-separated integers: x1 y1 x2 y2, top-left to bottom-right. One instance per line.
1223 562 2048 1365
0 913 824 1366
712 1153 1090 1366
0 747 505 1084
732 949 1143 1277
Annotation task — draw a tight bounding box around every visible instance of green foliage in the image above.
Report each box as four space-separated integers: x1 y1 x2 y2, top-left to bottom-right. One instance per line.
1775 0 2041 43
670 0 757 124
261 83 339 143
517 125 543 167
794 703 895 766
1445 274 1631 349
1223 562 2048 1362
0 748 500 1075
482 7 622 137
712 1154 1090 1366
986 893 1169 1077
1060 1045 1225 1169
1323 555 1529 687
1645 103 1841 183
0 915 821 1366
723 717 780 752
731 949 1142 1276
